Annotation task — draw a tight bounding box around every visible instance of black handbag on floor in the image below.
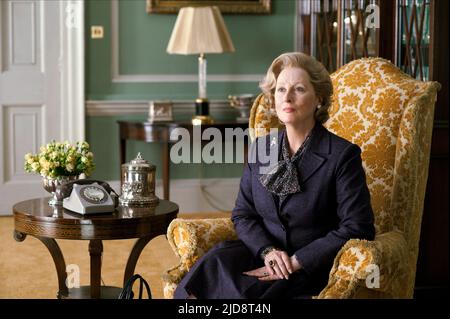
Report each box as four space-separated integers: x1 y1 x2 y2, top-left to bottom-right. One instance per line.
118 274 152 299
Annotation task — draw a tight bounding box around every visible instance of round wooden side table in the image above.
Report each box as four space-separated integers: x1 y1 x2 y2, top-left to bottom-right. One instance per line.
13 197 178 299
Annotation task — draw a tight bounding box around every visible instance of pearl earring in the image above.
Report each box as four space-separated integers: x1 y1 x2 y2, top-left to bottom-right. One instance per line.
317 104 322 109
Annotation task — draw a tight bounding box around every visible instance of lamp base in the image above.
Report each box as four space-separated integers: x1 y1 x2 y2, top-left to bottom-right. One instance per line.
195 98 210 114
193 98 214 125
192 115 214 126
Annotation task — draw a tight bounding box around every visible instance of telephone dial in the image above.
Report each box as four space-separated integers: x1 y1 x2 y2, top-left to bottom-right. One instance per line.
58 179 119 215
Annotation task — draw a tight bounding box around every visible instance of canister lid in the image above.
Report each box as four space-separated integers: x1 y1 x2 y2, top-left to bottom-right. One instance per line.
122 152 155 170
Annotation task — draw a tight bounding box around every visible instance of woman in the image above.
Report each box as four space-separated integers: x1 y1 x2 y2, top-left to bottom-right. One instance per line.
174 52 375 299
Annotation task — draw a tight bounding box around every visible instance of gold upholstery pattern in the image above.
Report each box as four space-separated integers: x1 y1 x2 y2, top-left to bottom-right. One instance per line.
248 93 284 141
162 217 236 299
162 58 440 299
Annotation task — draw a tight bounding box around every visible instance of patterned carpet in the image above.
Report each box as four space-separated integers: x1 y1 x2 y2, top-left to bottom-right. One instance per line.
0 212 230 299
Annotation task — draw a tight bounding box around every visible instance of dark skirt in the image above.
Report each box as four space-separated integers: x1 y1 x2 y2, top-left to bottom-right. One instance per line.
174 240 327 299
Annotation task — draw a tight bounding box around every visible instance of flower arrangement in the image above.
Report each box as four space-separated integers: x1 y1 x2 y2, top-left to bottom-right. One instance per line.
24 141 95 179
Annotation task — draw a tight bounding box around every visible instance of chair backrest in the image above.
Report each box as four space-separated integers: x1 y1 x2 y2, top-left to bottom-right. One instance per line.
249 58 440 244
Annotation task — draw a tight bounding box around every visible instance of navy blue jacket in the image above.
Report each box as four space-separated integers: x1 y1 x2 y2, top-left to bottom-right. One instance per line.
231 124 375 276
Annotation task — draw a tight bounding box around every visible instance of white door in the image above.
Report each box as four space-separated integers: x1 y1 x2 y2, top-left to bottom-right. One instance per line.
0 0 84 215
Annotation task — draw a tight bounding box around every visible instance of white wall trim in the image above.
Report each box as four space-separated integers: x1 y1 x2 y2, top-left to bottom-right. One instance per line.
86 100 149 116
60 0 85 142
86 99 235 116
111 74 264 83
110 0 263 83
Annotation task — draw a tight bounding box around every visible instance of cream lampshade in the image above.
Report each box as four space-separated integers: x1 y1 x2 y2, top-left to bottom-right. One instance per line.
167 6 235 125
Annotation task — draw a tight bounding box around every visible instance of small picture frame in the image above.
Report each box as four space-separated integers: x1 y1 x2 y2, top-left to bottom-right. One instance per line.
148 101 173 123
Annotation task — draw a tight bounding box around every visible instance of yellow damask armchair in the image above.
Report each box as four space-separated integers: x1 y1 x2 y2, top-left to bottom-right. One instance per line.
162 58 441 299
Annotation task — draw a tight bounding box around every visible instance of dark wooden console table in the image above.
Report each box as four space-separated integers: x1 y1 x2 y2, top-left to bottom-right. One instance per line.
13 198 179 299
118 121 249 200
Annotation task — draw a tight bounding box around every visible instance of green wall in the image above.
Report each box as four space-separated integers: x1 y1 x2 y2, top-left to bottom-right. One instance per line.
86 115 250 181
85 0 296 180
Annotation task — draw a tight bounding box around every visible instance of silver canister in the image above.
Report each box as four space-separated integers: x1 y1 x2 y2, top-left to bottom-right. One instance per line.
119 152 159 206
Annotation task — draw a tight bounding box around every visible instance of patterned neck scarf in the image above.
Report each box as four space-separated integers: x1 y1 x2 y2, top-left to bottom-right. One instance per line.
259 128 314 196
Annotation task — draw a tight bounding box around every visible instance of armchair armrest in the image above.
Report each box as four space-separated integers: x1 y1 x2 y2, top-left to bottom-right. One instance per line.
318 230 408 299
162 217 238 298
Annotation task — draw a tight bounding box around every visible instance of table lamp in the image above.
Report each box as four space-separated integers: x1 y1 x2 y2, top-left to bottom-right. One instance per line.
167 6 235 125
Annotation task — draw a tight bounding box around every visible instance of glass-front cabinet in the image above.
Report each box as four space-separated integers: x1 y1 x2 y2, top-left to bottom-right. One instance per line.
297 0 379 73
296 0 434 80
341 0 379 67
396 0 432 81
297 0 339 71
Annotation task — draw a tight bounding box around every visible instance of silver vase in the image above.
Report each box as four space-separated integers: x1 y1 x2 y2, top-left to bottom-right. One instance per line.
42 175 79 206
228 94 255 123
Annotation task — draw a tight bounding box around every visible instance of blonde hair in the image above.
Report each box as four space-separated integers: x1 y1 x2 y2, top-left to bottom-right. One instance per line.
259 52 333 124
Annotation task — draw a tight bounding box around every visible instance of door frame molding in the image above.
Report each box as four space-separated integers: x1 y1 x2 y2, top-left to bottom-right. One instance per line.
60 0 85 142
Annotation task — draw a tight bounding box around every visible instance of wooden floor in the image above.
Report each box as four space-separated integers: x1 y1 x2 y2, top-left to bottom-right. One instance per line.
0 212 230 299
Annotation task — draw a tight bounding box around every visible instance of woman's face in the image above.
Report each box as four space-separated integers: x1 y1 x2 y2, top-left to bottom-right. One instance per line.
274 67 320 127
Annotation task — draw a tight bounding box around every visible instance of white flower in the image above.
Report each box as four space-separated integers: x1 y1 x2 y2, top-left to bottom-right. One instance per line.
42 161 50 171
25 140 94 177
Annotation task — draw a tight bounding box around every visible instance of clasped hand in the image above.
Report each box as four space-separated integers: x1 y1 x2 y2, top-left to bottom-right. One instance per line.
242 249 301 281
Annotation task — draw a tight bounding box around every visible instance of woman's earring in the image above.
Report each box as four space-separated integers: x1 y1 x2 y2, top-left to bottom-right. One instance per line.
317 104 322 109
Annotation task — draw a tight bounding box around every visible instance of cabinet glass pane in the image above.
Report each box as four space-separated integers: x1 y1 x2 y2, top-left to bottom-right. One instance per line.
313 0 339 71
297 0 339 72
342 0 378 64
397 0 430 80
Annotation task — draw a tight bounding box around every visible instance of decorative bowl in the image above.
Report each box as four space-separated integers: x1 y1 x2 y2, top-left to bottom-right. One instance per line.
228 94 255 123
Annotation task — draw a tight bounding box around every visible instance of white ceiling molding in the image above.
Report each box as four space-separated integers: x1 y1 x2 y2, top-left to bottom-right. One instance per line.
110 0 263 83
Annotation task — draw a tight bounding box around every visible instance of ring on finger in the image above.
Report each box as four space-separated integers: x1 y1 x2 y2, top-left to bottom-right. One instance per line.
268 260 276 267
